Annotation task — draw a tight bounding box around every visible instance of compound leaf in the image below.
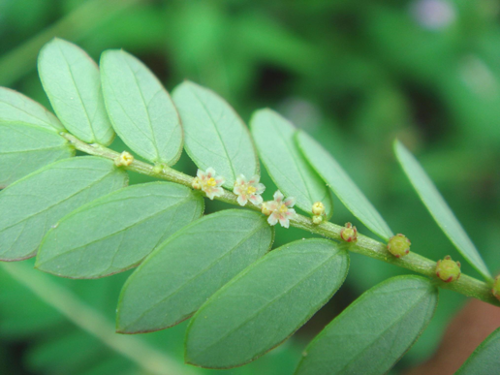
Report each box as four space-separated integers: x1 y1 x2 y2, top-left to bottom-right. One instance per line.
185 239 349 368
0 157 127 261
295 276 438 375
117 209 273 333
36 182 204 278
0 87 63 131
38 38 115 145
296 130 392 240
394 140 491 280
251 109 333 216
100 50 183 165
0 122 74 188
456 327 500 375
172 81 258 188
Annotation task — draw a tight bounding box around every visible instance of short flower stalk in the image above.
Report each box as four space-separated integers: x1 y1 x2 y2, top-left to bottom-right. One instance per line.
261 191 296 228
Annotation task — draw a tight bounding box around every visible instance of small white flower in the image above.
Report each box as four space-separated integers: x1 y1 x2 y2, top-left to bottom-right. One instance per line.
261 190 296 228
192 167 225 200
233 174 266 207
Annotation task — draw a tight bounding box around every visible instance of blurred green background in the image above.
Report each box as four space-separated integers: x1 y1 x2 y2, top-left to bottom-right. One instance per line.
1 0 500 374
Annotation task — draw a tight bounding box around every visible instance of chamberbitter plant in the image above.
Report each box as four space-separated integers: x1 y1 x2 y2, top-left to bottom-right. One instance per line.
0 38 499 374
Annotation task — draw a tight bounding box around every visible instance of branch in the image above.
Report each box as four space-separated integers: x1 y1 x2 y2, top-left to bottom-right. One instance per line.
62 132 500 307
0 262 198 375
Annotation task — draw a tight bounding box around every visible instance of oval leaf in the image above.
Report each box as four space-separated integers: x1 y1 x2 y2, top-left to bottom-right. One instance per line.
185 239 349 369
0 157 127 261
456 327 500 375
38 38 115 145
250 109 333 216
116 210 273 334
0 87 63 131
394 140 491 280
295 275 438 375
36 182 204 278
100 50 183 165
296 130 392 240
0 122 74 188
172 81 258 188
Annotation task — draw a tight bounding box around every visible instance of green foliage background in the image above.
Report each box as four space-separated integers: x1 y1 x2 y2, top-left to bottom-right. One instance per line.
1 0 500 374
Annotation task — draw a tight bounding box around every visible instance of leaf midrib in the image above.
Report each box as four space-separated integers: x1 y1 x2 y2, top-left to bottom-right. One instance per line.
190 251 340 360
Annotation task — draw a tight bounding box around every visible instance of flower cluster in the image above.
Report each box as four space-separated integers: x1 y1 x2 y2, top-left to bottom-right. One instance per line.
233 174 265 207
192 167 225 200
311 201 326 225
261 190 296 228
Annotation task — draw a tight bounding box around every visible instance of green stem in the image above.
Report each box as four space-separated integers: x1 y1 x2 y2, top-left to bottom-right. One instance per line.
62 133 500 307
0 0 141 86
0 262 198 375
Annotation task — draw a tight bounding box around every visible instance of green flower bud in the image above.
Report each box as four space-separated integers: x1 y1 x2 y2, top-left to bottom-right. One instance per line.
436 256 461 283
492 276 500 302
340 222 357 242
312 201 325 216
387 234 411 258
312 215 323 225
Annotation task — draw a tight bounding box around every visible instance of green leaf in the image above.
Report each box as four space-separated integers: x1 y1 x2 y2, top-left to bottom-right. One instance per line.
38 38 115 145
116 209 273 334
0 87 64 131
295 275 438 375
172 81 258 188
36 182 204 278
100 50 183 166
185 239 349 368
250 109 333 216
0 122 74 188
394 140 491 280
456 327 500 375
0 157 127 261
296 130 392 240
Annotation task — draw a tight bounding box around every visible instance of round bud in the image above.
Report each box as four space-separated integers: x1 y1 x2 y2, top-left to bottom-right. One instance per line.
340 222 357 242
312 201 325 216
436 256 461 282
114 151 134 167
261 202 273 216
152 164 164 174
312 215 323 225
492 276 500 302
387 234 411 258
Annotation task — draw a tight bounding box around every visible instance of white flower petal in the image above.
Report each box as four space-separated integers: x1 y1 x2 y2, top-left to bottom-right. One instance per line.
273 190 284 203
278 216 290 228
267 214 278 226
284 197 296 207
237 195 247 206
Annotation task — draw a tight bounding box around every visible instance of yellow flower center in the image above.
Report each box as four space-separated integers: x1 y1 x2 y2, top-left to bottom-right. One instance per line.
246 185 256 195
206 177 217 187
278 203 288 214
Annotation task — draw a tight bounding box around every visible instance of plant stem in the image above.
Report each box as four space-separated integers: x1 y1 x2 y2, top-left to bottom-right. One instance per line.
62 133 500 307
0 262 198 375
0 0 141 86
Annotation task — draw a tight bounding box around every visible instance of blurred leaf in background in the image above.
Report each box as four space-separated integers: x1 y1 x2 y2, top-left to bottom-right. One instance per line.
1 0 500 373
